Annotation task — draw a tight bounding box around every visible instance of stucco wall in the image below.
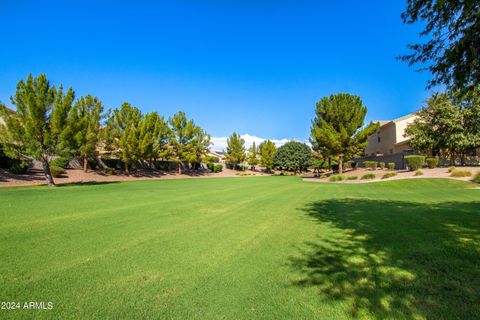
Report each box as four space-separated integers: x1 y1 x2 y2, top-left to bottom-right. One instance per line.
394 115 417 144
365 123 397 156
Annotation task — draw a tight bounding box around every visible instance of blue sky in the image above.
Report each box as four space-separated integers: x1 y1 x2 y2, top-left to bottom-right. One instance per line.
0 1 434 150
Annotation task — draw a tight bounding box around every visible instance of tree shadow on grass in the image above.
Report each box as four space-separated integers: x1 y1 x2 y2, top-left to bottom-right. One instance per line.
291 199 480 319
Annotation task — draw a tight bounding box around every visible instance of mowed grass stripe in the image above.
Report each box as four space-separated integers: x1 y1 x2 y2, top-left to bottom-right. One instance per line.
0 177 479 319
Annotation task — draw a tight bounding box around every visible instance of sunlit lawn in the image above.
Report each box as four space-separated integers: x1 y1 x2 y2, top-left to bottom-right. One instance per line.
0 177 479 319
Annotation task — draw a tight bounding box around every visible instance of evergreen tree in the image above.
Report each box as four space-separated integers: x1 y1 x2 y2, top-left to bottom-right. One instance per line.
310 93 378 174
225 132 246 170
64 95 104 172
0 74 74 186
259 140 276 173
139 112 171 168
169 111 209 174
273 141 312 174
106 102 142 174
188 127 211 169
247 141 259 170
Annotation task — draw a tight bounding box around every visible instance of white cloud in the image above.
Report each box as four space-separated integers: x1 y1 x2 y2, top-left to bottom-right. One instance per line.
210 133 306 152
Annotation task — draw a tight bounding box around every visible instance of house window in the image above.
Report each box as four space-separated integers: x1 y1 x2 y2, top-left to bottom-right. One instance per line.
390 149 393 154
378 136 381 143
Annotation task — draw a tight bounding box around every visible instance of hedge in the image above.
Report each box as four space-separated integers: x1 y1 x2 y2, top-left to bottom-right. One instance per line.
363 161 377 170
426 157 439 169
404 155 425 171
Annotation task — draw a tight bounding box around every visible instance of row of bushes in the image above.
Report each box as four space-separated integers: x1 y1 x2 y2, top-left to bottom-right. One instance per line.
363 161 396 170
404 156 439 171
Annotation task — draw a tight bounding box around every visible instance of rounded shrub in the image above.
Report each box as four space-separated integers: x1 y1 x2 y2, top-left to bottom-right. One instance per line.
329 174 346 182
426 157 439 169
378 162 385 170
346 175 358 180
450 169 472 177
404 155 425 171
388 162 395 170
364 161 377 170
448 166 456 173
414 169 424 176
361 173 376 180
50 156 72 169
382 172 397 179
50 166 64 178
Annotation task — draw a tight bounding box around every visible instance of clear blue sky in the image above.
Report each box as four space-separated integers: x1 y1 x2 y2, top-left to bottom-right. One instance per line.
0 0 434 143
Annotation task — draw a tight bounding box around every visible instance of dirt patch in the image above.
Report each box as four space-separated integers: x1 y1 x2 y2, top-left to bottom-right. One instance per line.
303 167 480 184
0 168 265 187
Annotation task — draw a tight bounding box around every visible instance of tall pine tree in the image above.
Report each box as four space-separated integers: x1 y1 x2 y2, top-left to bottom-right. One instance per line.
310 93 378 174
259 140 276 173
64 95 104 172
0 74 74 186
225 132 246 170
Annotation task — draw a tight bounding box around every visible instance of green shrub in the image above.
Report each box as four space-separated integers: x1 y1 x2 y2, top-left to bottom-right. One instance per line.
105 167 115 175
382 172 397 179
448 166 456 173
426 157 439 169
473 172 480 184
364 161 377 170
50 166 64 178
388 162 395 170
414 169 424 176
50 156 71 169
405 155 425 171
8 160 29 174
346 175 358 180
329 174 346 182
361 173 376 180
378 162 385 170
207 163 223 173
450 169 472 177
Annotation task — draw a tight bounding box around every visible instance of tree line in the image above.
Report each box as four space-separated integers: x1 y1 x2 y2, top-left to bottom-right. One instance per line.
0 74 211 185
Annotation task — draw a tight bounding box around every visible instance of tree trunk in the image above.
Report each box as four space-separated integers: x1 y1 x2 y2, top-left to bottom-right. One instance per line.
83 155 88 173
41 157 55 186
149 158 153 169
125 162 130 175
328 157 332 171
338 155 343 174
178 163 182 174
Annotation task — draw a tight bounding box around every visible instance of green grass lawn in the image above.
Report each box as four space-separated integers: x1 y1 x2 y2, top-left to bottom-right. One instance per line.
1 177 479 319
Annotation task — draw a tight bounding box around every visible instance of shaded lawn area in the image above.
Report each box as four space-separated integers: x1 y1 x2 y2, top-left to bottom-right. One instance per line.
0 177 478 319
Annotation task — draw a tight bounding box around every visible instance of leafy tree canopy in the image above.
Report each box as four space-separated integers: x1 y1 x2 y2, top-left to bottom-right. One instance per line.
273 141 312 173
401 0 480 91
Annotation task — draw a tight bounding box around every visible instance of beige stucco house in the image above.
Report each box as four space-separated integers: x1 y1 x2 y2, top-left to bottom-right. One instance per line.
365 113 417 156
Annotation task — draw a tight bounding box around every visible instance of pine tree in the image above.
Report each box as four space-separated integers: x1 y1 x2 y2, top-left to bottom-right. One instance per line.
168 111 207 174
139 112 171 168
0 74 74 186
310 93 378 174
106 102 142 174
225 132 246 170
259 140 276 173
64 95 104 172
247 141 259 170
